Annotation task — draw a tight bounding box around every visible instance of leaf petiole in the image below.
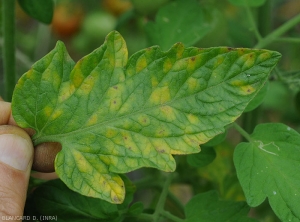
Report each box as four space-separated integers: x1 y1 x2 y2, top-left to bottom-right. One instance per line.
153 173 176 221
232 122 253 142
255 13 300 48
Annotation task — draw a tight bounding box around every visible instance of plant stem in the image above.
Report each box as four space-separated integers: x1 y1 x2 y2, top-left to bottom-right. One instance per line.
2 0 16 101
245 5 262 41
255 13 300 49
160 210 185 222
275 37 300 44
232 122 253 142
152 173 174 222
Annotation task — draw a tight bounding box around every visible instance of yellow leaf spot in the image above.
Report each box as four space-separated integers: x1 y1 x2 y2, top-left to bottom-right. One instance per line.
150 86 171 105
44 106 53 117
105 128 118 138
243 53 255 69
86 113 98 126
136 55 147 73
110 97 122 111
187 113 200 124
73 151 89 173
160 105 176 121
58 83 75 103
151 76 159 88
187 56 197 73
52 109 63 119
163 58 173 73
26 69 34 79
125 158 139 169
186 77 198 92
258 52 271 61
79 75 96 95
240 85 255 94
214 56 224 68
110 175 125 203
72 70 85 88
138 115 151 127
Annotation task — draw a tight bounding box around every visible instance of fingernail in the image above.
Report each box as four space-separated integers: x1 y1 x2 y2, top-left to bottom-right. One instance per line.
0 134 33 171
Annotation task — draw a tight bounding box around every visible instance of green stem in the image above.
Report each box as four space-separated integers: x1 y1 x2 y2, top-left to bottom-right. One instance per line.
255 13 300 48
152 173 174 222
160 210 185 222
245 5 262 41
134 213 154 222
2 0 16 101
134 174 185 215
232 122 253 142
242 107 260 137
275 37 300 44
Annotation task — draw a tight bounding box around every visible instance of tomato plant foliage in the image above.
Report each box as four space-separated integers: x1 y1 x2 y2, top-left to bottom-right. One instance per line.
12 31 280 204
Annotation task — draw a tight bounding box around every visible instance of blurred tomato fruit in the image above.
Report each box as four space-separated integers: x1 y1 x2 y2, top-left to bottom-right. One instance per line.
51 2 84 38
102 0 132 16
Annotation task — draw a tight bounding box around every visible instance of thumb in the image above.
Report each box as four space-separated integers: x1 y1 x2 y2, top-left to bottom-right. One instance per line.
0 125 33 217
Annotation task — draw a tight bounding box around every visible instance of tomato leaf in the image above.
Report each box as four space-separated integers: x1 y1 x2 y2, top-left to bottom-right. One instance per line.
187 146 216 168
184 190 258 222
12 31 280 203
234 123 300 221
145 0 214 50
244 81 269 112
18 0 54 24
33 176 135 221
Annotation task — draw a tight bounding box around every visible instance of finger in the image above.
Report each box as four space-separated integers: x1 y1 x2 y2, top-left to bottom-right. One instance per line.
32 142 62 173
0 101 61 173
0 101 15 126
0 125 33 217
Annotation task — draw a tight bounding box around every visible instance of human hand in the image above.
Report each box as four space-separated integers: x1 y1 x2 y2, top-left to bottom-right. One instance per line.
0 99 60 218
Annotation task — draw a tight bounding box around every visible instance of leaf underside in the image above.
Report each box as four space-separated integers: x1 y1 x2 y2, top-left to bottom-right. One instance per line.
12 31 280 203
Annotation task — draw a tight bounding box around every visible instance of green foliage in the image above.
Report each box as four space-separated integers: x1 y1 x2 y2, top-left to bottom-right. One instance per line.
244 81 269 112
184 191 257 222
187 146 216 168
32 176 135 222
2 0 300 221
234 123 300 221
145 0 214 50
228 0 266 7
12 31 280 203
18 0 54 24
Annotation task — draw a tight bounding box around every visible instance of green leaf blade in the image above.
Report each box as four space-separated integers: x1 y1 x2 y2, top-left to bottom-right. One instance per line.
234 123 300 221
33 176 135 221
145 0 214 50
18 0 54 24
12 31 280 203
184 191 257 222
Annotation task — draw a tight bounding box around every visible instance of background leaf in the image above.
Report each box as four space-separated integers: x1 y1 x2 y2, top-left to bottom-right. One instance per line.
234 123 300 221
18 0 54 24
187 146 216 168
12 31 280 203
184 190 257 222
281 70 300 92
33 176 135 222
145 0 214 50
228 0 266 7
